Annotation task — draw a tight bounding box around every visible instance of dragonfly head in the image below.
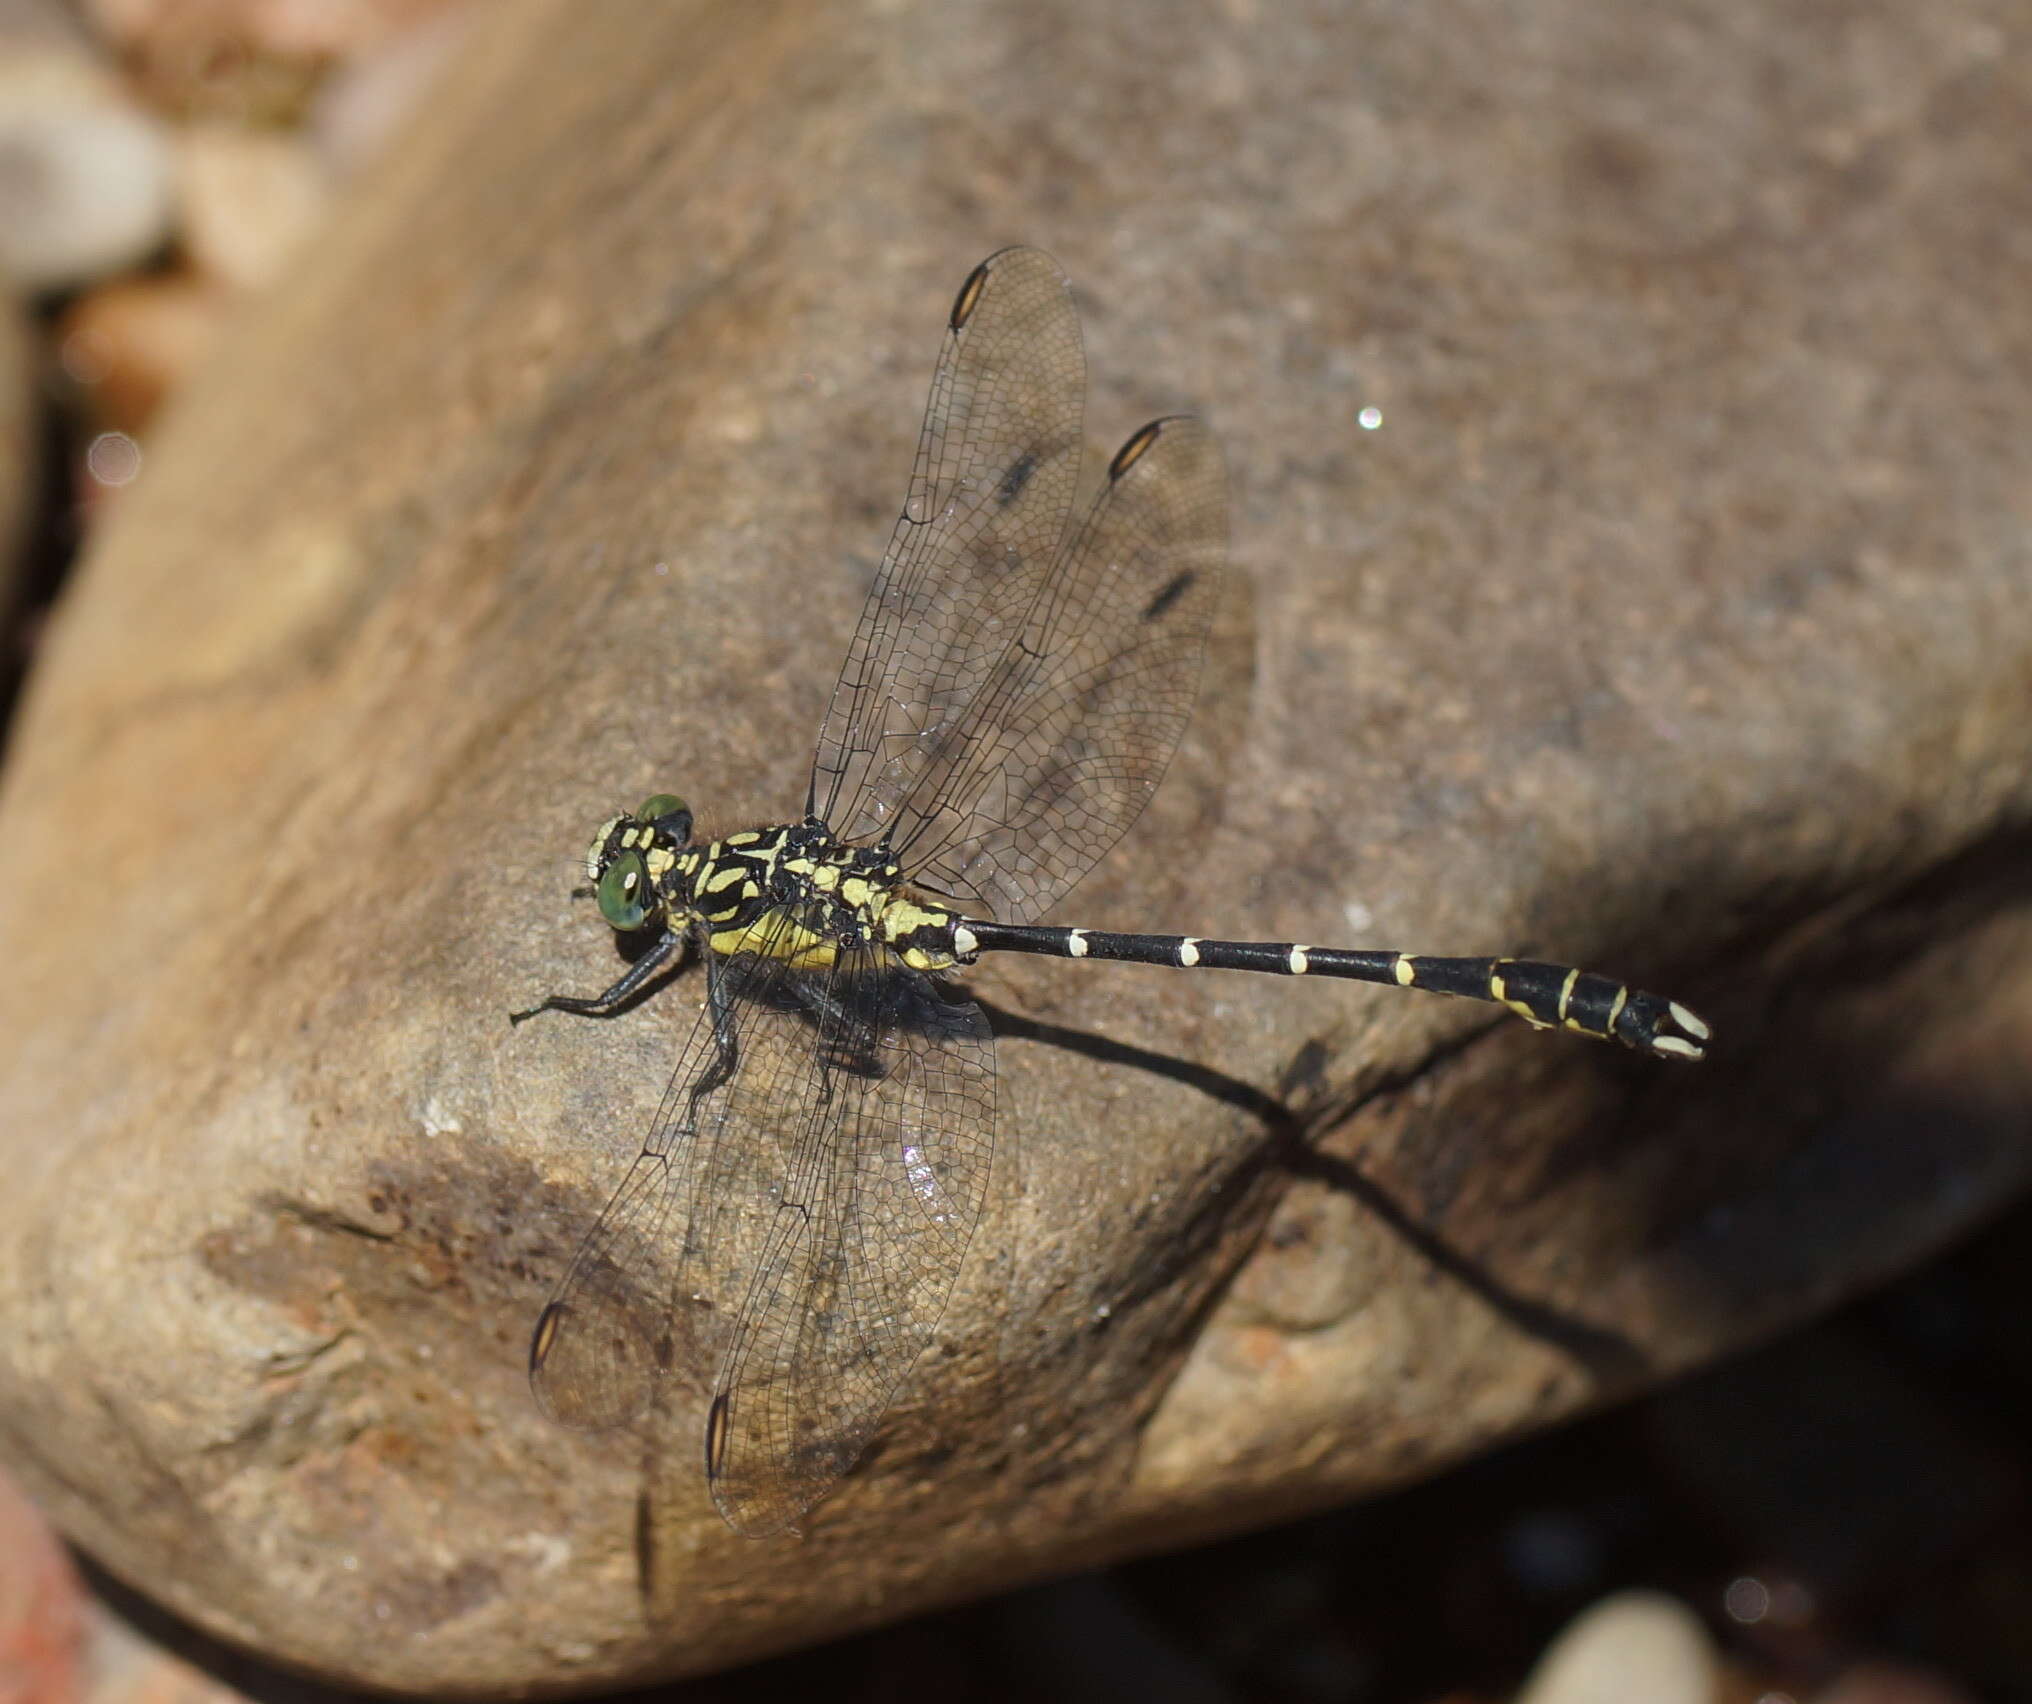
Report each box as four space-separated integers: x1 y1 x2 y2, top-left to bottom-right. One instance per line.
583 793 694 932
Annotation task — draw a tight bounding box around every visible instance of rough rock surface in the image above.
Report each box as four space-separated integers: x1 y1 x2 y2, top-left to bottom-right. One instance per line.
0 0 2028 1694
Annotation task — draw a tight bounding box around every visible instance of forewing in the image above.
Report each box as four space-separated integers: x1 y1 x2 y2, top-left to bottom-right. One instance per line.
703 947 996 1537
890 414 1229 922
809 246 1088 837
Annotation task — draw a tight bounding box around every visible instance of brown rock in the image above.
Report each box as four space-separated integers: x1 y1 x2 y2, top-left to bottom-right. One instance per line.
1812 1662 1983 1704
56 269 229 434
0 1464 86 1704
77 0 460 123
82 0 456 64
0 0 2028 1693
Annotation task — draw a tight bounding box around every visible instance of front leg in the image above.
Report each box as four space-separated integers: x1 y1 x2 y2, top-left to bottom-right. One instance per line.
509 929 685 1024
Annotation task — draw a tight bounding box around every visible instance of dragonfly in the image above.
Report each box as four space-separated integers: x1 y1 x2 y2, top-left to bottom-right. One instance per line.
516 246 1710 1538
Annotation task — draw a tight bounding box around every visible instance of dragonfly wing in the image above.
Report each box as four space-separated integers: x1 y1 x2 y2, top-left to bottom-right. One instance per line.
813 249 1228 923
703 946 995 1537
809 246 1087 841
530 912 996 1537
529 933 761 1429
890 414 1227 922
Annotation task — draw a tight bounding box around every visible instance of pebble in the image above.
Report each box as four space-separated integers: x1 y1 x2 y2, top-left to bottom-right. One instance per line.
0 1465 86 1704
56 269 228 433
174 121 328 292
1812 1660 1981 1704
1515 1590 1720 1704
0 43 174 293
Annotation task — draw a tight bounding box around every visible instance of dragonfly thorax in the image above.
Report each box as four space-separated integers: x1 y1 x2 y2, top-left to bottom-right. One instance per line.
592 807 968 974
690 821 968 973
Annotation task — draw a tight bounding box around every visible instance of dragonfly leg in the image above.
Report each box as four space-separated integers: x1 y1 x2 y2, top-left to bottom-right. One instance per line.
509 929 685 1024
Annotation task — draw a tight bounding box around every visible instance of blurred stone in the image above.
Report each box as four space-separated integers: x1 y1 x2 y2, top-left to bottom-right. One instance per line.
0 1466 86 1704
0 0 91 51
84 1616 241 1704
308 3 469 177
75 1570 356 1704
174 122 328 293
84 0 457 60
1812 1662 1981 1704
79 0 462 123
0 0 2029 1694
55 270 227 433
1515 1591 1717 1704
0 40 173 292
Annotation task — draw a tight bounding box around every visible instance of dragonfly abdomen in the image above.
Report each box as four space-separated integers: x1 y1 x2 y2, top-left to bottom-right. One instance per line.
954 919 1707 1061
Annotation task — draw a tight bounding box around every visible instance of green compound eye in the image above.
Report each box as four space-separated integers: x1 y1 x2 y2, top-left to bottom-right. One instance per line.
596 850 652 931
636 794 691 834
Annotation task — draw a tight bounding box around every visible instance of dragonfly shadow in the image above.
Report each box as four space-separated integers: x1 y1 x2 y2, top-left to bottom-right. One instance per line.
974 998 1650 1388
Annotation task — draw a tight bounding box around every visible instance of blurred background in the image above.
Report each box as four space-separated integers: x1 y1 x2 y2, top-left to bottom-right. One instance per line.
1 3 2028 1702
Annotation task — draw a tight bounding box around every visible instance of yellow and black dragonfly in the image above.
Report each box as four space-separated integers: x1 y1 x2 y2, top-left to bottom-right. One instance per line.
516 247 1708 1538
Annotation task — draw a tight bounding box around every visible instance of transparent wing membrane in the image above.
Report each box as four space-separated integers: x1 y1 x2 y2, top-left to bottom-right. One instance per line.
530 938 785 1431
531 915 995 1536
703 948 993 1536
810 249 1227 922
809 246 1088 845
894 415 1226 921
